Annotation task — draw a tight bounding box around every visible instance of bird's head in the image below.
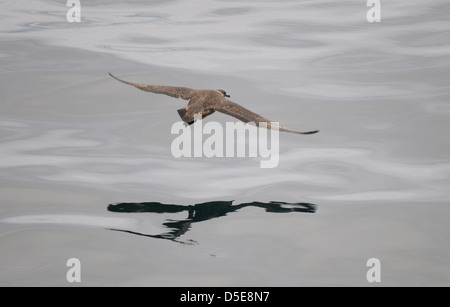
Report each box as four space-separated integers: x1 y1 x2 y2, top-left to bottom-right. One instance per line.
216 89 230 98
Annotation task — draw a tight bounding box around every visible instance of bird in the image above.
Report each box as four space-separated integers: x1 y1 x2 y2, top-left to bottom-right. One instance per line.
108 73 319 135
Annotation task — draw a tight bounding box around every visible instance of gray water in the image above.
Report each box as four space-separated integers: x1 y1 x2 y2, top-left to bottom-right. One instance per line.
1 0 449 286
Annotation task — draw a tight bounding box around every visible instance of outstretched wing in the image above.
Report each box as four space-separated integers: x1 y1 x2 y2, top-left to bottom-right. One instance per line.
109 73 196 100
215 100 319 135
215 100 269 124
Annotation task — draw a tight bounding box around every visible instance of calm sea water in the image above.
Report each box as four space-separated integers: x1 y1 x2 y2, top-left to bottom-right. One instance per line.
1 0 449 286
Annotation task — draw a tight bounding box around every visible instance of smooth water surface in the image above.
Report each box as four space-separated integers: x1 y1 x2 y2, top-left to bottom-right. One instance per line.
0 0 449 286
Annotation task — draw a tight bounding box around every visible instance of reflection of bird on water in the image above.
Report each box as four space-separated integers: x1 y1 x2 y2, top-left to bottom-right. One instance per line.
109 73 319 135
107 201 317 245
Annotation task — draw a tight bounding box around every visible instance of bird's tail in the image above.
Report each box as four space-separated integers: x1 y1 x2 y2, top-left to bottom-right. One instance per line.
177 108 195 125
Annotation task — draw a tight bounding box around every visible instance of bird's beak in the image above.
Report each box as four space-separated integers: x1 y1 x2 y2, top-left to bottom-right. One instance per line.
225 94 230 97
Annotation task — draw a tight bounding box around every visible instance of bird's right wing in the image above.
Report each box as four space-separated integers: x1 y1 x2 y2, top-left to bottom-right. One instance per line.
109 73 196 100
216 100 319 135
215 100 270 124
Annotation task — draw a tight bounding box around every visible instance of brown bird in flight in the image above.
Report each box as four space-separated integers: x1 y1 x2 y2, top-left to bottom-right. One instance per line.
109 73 318 135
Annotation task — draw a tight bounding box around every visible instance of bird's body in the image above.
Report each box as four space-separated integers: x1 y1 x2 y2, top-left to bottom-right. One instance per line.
108 73 318 135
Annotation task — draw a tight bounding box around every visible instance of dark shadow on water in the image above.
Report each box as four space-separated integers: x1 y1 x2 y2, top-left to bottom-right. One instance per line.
107 201 317 245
